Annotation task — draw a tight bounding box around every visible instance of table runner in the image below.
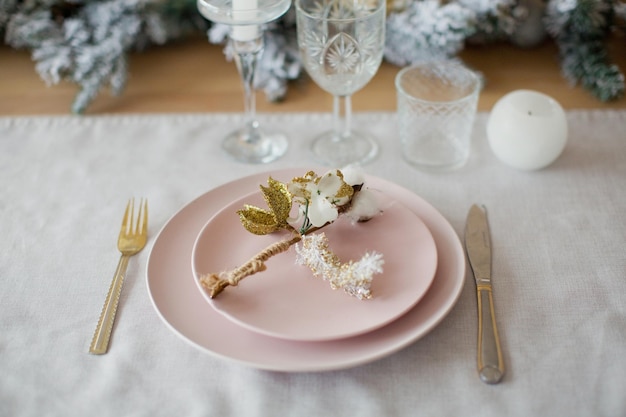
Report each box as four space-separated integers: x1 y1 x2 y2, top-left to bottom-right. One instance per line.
1 111 625 416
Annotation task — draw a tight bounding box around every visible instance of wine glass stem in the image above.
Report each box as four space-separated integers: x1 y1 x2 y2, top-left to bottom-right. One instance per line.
333 95 352 142
231 36 264 140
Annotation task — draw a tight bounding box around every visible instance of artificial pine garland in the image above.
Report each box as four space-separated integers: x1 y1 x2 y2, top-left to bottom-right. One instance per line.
545 0 624 102
2 0 206 113
1 0 624 113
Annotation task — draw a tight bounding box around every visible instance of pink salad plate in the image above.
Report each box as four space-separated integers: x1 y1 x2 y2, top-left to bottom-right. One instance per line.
191 190 438 341
146 168 466 372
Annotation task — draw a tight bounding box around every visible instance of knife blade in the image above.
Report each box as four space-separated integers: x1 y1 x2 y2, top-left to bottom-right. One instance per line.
464 204 505 384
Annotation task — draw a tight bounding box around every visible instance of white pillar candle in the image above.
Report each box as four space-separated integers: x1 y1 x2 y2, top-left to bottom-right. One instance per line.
486 90 568 171
231 0 260 41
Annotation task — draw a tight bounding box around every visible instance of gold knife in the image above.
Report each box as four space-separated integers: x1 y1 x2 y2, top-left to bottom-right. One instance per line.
464 204 505 384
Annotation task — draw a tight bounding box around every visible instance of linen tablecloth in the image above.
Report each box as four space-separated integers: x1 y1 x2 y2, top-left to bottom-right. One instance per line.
1 111 625 416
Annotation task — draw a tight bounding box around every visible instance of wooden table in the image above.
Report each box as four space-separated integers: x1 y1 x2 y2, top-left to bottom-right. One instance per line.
1 35 625 115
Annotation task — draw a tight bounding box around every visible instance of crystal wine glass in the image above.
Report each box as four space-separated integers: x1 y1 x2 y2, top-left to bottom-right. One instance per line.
295 0 385 166
197 0 292 163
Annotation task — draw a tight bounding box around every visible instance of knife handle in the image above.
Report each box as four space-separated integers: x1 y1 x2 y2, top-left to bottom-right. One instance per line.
476 284 504 384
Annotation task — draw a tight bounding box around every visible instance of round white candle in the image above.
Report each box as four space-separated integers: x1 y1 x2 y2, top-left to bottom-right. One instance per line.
231 0 260 41
486 90 568 171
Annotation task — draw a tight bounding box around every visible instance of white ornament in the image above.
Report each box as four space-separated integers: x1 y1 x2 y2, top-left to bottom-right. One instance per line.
486 90 568 171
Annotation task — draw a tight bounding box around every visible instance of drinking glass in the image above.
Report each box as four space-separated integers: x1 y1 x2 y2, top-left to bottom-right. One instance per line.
295 0 385 166
395 62 480 171
197 0 292 163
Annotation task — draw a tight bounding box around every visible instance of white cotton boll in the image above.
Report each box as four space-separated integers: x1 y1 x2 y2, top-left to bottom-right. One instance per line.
346 189 382 223
340 165 365 186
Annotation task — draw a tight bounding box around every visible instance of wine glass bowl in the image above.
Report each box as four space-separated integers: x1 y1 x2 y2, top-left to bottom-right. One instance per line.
295 0 385 166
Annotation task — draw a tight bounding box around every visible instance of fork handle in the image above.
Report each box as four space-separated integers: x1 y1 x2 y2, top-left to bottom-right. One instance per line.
89 255 130 355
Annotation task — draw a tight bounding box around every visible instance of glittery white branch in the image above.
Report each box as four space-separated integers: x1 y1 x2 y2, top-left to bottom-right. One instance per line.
294 233 384 300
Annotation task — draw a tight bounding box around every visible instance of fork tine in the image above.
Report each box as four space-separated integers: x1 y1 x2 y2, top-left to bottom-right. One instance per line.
122 199 133 234
140 199 148 236
130 199 136 234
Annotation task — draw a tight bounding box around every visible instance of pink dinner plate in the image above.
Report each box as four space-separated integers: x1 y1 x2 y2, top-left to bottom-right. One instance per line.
146 168 465 372
191 190 438 341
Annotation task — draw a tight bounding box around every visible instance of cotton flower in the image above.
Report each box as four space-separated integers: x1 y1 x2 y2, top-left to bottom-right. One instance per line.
287 170 354 230
339 164 365 186
345 189 382 223
336 166 382 223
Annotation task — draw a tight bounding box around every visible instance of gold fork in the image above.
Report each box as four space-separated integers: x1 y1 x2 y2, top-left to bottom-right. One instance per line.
89 198 148 355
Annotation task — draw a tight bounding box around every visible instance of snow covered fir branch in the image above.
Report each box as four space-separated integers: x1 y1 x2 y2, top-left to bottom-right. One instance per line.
545 0 624 102
2 0 209 113
1 0 624 113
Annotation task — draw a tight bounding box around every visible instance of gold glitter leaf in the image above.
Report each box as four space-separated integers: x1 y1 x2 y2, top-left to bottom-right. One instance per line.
238 205 279 235
260 177 292 227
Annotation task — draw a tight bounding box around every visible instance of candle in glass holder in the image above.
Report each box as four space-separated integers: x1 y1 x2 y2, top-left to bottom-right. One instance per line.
486 90 568 171
231 0 259 41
